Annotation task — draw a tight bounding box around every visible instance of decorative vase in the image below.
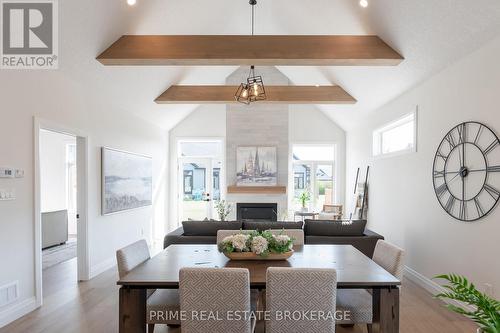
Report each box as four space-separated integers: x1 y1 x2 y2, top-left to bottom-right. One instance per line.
301 205 308 212
223 250 294 261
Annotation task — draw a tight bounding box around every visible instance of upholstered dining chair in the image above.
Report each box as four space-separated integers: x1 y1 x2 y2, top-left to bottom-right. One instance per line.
116 239 180 333
268 229 304 246
266 267 337 333
179 267 256 333
336 240 405 332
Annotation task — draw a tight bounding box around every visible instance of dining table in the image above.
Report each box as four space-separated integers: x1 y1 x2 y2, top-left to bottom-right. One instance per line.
118 244 401 333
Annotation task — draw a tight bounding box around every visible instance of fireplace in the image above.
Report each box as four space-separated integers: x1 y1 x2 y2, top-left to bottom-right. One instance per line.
236 203 278 221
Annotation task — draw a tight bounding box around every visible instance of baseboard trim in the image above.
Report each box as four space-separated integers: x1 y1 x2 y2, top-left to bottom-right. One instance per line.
90 257 116 279
404 266 475 312
0 296 38 329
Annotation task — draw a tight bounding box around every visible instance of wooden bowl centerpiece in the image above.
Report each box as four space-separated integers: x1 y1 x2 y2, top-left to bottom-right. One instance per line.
218 230 294 261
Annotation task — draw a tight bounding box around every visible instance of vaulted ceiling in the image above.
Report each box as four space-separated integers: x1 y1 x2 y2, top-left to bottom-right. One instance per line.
87 0 500 131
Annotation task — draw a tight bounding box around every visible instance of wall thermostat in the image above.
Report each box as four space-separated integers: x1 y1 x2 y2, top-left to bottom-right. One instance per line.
0 167 15 178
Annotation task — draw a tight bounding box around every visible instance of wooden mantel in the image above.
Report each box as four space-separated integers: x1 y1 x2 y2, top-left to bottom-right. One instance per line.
155 85 356 104
96 35 403 66
227 186 287 194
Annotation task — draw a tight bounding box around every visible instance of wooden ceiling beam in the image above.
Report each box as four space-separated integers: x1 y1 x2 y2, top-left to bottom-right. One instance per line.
97 35 403 66
155 85 356 104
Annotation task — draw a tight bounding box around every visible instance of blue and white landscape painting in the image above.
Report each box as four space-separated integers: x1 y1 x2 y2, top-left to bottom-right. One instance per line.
102 148 152 215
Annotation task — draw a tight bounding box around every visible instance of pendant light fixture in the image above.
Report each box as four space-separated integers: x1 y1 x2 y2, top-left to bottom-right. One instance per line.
235 0 266 104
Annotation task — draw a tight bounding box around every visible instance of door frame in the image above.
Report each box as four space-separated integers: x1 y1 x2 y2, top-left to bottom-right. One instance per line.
34 117 90 307
178 157 214 222
174 137 226 225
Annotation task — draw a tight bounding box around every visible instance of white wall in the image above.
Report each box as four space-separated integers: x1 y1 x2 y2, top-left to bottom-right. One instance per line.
0 0 168 327
346 35 500 297
40 130 77 235
40 130 76 213
290 105 346 207
168 101 346 225
168 105 226 229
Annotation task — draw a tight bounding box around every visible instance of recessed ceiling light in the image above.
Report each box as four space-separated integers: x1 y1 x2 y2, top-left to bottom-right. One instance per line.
127 0 136 6
359 0 368 8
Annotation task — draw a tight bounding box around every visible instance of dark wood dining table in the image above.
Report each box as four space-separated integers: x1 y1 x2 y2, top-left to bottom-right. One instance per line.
118 244 401 333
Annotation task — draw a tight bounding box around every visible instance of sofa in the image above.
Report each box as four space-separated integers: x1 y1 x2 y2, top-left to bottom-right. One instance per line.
164 219 383 257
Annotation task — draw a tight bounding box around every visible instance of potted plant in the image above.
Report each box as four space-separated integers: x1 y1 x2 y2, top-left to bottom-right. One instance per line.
298 190 311 212
214 200 232 221
434 274 500 333
218 230 294 260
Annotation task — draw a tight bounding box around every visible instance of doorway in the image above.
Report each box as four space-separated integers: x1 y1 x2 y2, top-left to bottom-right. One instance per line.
39 130 77 270
34 118 89 307
177 139 224 223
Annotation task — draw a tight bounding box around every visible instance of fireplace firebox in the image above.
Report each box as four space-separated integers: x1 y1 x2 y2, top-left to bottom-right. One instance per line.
236 203 278 221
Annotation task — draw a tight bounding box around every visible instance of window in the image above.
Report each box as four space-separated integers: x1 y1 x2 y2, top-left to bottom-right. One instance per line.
373 112 417 157
179 141 222 158
291 145 336 211
183 170 193 194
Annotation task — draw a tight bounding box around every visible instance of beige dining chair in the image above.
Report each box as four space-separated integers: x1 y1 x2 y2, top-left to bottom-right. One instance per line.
336 240 405 332
268 229 304 246
216 229 254 245
179 267 256 333
116 239 180 333
266 267 337 333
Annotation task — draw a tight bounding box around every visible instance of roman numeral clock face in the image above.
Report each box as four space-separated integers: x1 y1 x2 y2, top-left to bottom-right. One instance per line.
433 122 500 221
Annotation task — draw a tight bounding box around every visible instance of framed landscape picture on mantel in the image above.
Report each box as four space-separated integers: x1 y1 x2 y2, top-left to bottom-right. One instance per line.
101 147 152 215
236 146 277 186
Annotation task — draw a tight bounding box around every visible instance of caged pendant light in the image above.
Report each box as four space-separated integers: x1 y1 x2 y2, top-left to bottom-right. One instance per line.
234 0 266 104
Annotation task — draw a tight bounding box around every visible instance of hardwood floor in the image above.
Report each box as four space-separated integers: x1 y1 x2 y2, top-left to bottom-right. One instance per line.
0 258 478 333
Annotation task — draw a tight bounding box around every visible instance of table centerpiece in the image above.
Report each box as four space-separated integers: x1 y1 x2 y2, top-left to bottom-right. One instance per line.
218 230 294 260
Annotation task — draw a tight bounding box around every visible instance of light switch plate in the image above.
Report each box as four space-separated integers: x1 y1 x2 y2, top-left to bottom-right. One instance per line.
15 169 24 178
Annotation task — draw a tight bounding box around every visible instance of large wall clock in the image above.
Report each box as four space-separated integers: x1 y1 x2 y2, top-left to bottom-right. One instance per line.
433 121 500 221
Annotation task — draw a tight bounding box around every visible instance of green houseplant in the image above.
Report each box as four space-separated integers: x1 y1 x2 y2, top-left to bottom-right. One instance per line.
298 190 311 211
434 274 500 333
214 200 232 221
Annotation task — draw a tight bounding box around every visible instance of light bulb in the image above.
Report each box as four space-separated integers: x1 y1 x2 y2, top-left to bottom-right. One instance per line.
241 89 248 98
253 83 259 96
127 0 136 6
359 0 368 8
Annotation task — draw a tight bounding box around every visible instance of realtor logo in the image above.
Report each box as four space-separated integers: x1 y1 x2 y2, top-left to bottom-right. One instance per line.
1 0 58 69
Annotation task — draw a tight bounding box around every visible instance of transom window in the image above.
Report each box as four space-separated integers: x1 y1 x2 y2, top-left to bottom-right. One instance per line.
373 112 417 157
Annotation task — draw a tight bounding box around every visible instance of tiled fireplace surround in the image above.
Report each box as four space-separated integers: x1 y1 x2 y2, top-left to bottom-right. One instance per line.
225 66 290 220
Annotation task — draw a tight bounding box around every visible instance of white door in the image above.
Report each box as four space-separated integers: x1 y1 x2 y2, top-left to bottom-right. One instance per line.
76 136 89 281
179 158 223 222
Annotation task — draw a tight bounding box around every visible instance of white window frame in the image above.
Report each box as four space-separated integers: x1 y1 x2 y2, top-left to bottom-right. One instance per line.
372 110 418 158
175 138 226 225
290 143 337 211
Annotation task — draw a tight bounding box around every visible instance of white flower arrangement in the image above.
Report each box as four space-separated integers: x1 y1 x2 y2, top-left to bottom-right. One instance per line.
218 230 294 256
251 236 269 255
273 234 294 251
231 234 250 252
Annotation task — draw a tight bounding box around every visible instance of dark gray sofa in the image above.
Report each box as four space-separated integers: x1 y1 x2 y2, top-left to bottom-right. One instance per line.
164 219 383 257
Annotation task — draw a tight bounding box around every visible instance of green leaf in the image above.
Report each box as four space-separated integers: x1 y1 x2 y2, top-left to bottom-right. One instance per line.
434 273 500 331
